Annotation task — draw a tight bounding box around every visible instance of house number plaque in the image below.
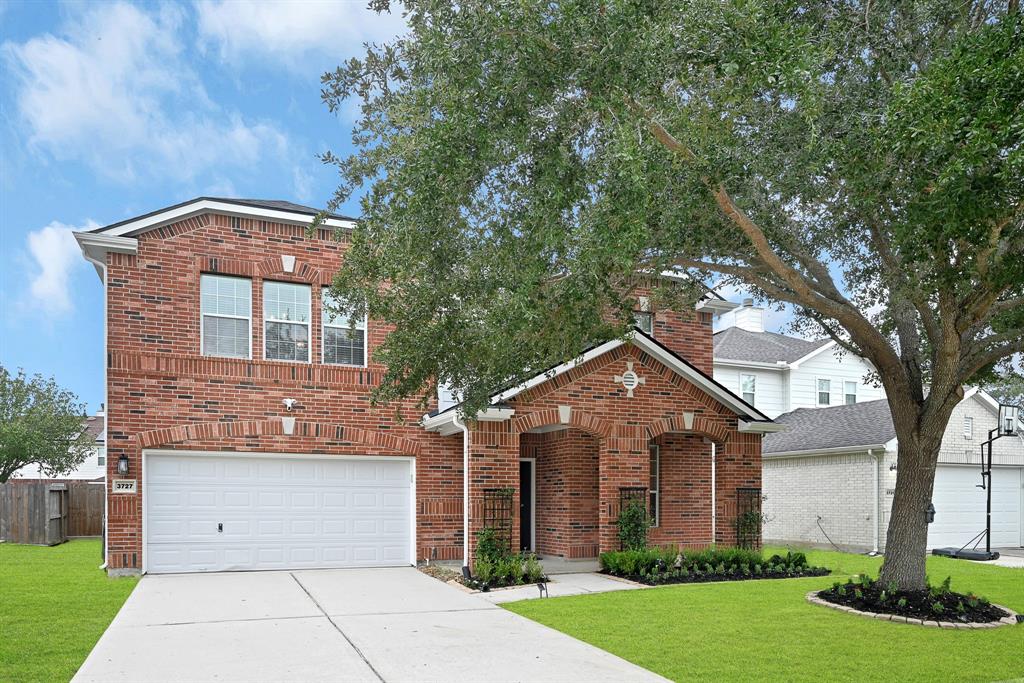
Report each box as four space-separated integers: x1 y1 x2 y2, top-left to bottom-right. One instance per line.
112 479 137 494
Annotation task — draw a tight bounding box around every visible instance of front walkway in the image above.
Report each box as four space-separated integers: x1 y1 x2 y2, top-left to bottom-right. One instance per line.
73 568 665 683
478 572 642 604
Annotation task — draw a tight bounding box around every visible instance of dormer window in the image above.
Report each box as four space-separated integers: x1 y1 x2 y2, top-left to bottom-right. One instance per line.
264 281 311 362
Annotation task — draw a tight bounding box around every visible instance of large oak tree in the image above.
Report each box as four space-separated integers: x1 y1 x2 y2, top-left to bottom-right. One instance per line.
319 0 1024 589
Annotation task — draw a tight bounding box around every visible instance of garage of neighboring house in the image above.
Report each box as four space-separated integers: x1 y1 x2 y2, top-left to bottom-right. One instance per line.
144 451 415 574
762 390 1024 553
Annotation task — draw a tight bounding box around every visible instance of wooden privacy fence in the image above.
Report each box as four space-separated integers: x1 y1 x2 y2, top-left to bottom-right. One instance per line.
0 479 104 544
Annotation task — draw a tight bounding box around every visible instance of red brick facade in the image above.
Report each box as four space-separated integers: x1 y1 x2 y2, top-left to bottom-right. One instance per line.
98 207 762 573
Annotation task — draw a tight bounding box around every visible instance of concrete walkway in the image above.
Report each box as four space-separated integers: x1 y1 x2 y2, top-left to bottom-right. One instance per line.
478 571 642 604
74 568 665 683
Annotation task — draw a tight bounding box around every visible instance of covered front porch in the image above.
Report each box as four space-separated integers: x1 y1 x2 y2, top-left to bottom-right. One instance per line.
423 332 779 567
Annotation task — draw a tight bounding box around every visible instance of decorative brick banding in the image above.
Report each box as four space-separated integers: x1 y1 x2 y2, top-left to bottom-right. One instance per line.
805 591 1019 628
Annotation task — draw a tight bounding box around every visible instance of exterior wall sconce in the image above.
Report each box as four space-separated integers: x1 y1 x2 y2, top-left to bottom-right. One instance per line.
117 454 130 475
889 462 898 472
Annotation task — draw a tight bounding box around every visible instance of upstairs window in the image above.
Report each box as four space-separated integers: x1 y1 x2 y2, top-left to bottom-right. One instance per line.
322 288 367 366
649 444 660 527
964 416 974 440
264 281 311 362
817 379 831 406
844 381 857 405
200 274 251 358
96 448 106 467
634 311 653 336
740 374 756 405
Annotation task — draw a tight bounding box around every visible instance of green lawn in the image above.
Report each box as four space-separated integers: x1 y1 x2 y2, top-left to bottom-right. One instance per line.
0 539 137 683
506 547 1024 682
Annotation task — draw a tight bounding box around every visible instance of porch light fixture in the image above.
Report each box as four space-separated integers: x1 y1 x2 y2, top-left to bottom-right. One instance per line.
117 454 130 475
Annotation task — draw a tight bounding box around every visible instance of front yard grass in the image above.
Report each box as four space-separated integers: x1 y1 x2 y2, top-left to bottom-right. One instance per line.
0 539 137 682
505 547 1024 682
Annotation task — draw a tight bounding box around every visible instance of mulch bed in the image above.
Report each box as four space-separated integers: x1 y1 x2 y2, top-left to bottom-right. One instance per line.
605 565 831 586
816 583 1011 624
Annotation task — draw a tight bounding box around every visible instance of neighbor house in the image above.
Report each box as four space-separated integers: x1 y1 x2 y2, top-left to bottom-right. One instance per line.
12 408 106 481
712 300 885 419
74 197 777 576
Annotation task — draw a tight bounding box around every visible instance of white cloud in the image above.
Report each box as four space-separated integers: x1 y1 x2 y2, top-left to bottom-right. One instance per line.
3 2 296 184
25 221 97 317
195 0 406 69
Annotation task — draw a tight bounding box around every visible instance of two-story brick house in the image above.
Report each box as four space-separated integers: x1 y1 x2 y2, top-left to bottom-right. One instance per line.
75 197 776 576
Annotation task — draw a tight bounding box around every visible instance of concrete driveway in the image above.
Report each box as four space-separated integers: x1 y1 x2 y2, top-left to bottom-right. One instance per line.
73 568 665 683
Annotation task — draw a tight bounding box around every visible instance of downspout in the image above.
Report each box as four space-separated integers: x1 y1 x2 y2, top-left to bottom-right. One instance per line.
82 251 109 570
710 441 717 545
869 448 879 554
453 414 470 569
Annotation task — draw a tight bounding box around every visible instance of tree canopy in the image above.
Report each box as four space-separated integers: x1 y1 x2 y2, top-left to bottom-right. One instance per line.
320 0 1024 588
0 367 94 483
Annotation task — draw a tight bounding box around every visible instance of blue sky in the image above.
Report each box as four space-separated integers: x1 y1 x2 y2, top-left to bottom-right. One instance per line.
0 1 405 412
0 1 794 415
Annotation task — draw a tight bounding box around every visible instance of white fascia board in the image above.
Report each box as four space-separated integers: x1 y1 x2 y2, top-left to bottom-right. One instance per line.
763 444 889 459
98 199 356 238
787 340 838 369
697 298 740 313
738 420 788 434
713 358 787 371
422 407 516 434
490 339 625 404
75 231 138 280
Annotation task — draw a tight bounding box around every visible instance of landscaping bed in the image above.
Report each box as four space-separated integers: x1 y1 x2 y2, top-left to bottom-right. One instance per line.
816 574 1012 624
600 547 830 585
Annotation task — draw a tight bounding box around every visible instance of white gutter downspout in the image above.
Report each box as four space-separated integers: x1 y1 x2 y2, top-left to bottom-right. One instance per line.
869 448 880 554
82 250 109 570
711 441 717 544
453 414 470 569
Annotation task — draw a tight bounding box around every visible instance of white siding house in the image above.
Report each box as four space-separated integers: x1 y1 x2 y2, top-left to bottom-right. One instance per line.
12 410 106 481
713 301 882 418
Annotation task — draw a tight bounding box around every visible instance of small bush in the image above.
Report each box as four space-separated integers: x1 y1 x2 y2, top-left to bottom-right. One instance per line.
617 499 650 550
523 554 544 583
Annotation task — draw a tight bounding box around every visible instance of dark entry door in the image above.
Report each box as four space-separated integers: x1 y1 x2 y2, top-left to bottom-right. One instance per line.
519 460 533 552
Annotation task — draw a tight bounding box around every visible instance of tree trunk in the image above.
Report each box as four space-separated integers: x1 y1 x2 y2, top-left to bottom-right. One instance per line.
878 404 952 591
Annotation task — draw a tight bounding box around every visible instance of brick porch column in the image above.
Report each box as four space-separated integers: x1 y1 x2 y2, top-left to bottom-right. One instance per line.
714 431 762 545
597 425 650 553
467 420 520 563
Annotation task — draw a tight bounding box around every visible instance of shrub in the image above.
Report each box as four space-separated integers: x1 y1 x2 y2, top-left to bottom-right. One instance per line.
476 527 510 563
523 553 544 583
474 557 495 584
617 499 650 550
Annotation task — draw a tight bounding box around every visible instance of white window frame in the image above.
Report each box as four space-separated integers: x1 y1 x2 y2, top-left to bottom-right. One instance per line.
199 274 252 360
321 287 368 367
263 281 312 364
649 443 660 528
963 416 974 440
844 381 857 405
740 374 756 406
634 310 654 337
816 378 831 406
96 448 106 467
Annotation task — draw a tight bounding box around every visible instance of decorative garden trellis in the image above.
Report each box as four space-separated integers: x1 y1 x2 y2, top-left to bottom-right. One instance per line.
482 487 515 554
734 487 763 550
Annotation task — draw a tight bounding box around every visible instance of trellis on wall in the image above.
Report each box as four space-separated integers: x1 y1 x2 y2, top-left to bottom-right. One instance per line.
482 487 515 553
734 487 763 550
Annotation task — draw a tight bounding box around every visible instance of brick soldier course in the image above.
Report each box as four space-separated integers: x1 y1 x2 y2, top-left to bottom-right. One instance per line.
76 198 774 575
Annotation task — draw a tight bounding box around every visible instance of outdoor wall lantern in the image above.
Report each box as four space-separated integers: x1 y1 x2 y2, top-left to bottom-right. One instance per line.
117 454 130 475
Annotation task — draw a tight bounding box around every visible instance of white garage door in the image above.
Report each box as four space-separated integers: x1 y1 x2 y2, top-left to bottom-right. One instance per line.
929 465 1023 549
145 453 413 573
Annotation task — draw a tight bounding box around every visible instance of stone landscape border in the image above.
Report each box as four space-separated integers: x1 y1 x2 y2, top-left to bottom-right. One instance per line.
806 591 1019 629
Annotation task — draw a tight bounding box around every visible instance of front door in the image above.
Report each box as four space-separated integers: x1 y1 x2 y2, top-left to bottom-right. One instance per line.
519 459 534 552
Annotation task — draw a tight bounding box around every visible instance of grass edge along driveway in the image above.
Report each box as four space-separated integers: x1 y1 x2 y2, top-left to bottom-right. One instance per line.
504 547 1024 683
0 539 137 683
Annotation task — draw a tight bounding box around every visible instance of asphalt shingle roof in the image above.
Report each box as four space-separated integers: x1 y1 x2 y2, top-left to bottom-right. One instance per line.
81 412 105 443
763 399 895 455
91 197 357 233
713 327 831 364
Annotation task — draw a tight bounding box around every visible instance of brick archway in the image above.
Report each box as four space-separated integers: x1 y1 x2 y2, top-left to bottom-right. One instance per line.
512 407 615 439
136 418 422 455
646 412 731 443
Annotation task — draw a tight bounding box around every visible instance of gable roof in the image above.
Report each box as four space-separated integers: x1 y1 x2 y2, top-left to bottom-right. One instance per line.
424 329 776 434
763 399 895 455
81 412 105 444
713 327 832 365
